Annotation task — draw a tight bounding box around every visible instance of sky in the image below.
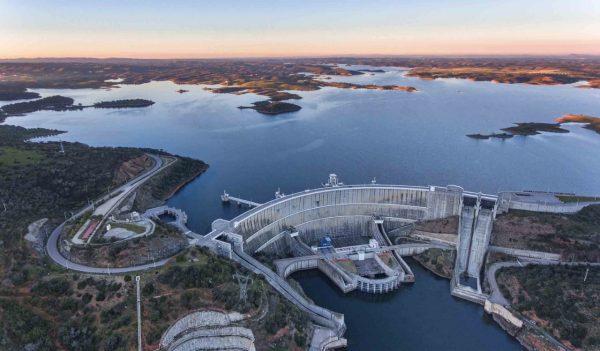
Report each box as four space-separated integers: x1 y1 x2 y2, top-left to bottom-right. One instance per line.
1 0 600 59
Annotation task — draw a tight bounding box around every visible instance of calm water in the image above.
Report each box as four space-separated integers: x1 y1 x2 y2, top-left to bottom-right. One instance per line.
293 258 521 350
6 66 600 350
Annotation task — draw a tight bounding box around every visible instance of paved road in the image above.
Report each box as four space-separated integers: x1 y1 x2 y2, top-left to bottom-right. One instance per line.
46 154 179 274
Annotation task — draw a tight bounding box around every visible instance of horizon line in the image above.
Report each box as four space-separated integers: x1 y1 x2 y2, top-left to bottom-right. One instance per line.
2 53 600 61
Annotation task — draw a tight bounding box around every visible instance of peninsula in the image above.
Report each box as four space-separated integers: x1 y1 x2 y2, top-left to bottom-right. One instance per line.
0 95 155 122
0 87 41 101
555 114 600 134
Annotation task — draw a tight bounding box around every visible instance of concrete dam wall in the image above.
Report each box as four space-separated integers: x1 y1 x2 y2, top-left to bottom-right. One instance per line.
231 185 465 253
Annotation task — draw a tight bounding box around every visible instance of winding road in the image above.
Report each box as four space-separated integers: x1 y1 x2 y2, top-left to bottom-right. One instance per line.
46 154 179 274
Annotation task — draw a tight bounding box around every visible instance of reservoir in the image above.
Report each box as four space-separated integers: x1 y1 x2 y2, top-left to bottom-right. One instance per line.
5 66 600 350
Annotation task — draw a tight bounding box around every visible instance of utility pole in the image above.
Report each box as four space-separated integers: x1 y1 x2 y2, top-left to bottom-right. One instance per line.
233 273 252 303
583 268 589 283
136 276 142 351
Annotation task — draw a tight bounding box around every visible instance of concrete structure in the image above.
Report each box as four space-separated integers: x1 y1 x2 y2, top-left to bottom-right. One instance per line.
450 193 498 303
160 310 255 351
212 184 465 253
203 182 500 342
497 191 600 214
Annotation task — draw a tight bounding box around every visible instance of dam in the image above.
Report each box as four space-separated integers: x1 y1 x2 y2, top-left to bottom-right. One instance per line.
198 175 504 349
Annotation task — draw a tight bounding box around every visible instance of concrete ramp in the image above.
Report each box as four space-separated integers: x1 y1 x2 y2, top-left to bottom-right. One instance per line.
456 205 475 273
467 208 494 278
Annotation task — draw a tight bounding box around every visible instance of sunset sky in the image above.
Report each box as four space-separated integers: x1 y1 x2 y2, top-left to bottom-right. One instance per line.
1 0 599 59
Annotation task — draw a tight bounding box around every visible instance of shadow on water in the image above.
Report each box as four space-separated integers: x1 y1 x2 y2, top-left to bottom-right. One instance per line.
292 257 524 351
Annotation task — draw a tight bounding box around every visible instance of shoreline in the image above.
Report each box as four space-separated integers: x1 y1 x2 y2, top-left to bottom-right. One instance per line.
161 166 207 200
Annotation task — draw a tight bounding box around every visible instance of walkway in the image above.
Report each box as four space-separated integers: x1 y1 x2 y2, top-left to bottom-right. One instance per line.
221 192 262 208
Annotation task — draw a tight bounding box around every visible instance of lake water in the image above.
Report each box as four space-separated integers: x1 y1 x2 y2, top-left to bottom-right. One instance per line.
5 65 600 350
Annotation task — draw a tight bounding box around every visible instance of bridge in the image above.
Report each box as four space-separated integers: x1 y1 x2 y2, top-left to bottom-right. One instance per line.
221 191 262 208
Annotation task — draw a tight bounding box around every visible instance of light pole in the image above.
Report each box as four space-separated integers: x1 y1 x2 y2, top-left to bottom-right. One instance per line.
136 276 142 351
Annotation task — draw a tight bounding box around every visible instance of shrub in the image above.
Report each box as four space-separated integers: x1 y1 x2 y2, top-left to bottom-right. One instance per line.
33 277 72 296
142 283 155 295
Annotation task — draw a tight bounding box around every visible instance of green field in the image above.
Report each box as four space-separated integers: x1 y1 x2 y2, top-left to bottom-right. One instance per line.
0 146 43 166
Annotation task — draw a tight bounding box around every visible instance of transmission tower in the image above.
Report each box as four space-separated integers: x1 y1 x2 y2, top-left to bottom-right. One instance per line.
233 273 252 303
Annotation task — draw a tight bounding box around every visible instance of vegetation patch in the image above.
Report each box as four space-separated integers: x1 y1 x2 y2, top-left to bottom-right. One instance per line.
497 265 600 349
1 95 78 115
414 216 458 234
133 156 208 211
0 86 41 101
413 248 456 279
557 195 600 203
0 146 44 166
492 205 600 262
66 222 187 267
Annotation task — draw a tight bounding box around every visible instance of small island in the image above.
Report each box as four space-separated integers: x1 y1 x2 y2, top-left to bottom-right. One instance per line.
501 122 569 136
468 116 600 140
325 81 417 92
238 101 302 115
468 122 569 140
358 69 385 73
176 89 188 93
92 99 155 108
